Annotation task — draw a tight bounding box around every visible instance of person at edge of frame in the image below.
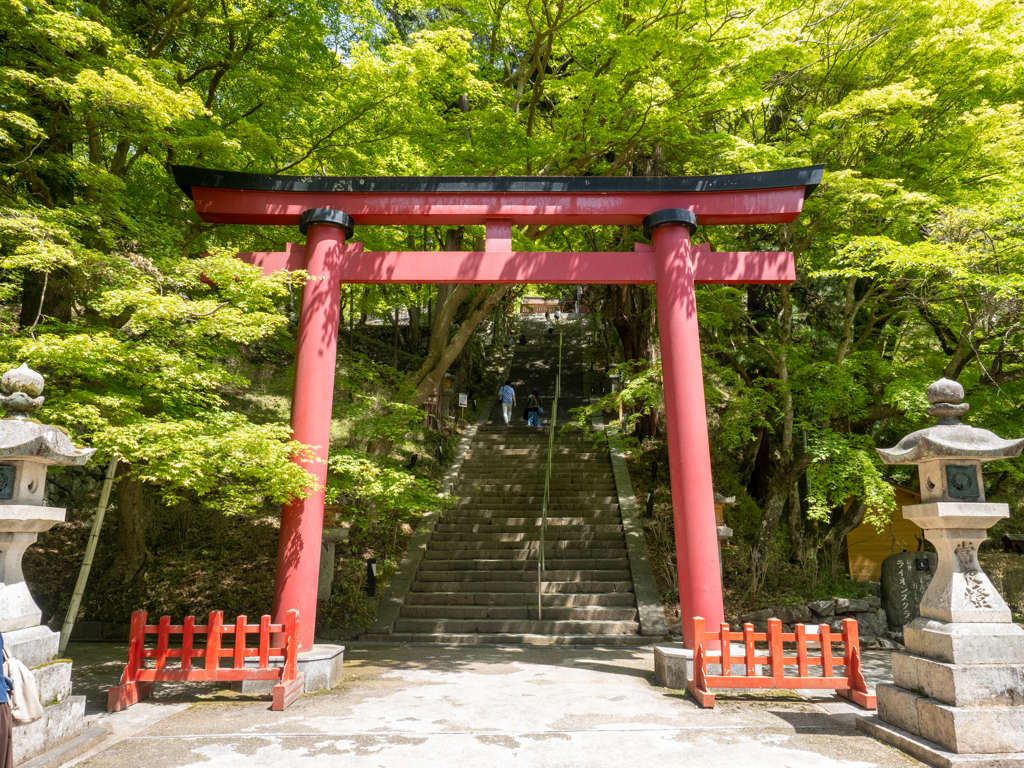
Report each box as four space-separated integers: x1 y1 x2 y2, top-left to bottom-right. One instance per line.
0 632 13 768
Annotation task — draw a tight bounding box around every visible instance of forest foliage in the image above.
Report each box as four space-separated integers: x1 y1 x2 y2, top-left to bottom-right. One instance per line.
3 0 1024 610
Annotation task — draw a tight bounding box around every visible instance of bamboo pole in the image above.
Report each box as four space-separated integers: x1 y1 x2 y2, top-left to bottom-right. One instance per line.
59 455 119 655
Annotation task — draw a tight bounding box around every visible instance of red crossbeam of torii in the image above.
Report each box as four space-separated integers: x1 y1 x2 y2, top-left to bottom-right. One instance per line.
237 240 794 284
174 164 823 650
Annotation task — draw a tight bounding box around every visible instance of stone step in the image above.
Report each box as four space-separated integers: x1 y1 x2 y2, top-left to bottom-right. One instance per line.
462 456 608 461
464 447 603 454
458 473 612 479
426 540 626 553
445 508 620 518
459 464 611 469
438 520 614 532
456 482 613 489
423 549 628 561
446 513 620 521
468 446 598 452
414 569 633 583
399 605 638 621
431 531 624 542
435 523 623 534
454 466 606 473
419 558 629 571
452 497 618 506
462 451 608 456
393 619 640 635
462 451 606 457
471 437 598 443
452 489 610 495
455 473 612 481
457 472 613 480
462 468 608 473
444 514 622 523
360 633 654 646
455 481 614 488
405 592 637 607
442 516 620 526
458 468 610 476
451 499 620 506
409 580 635 594
454 499 614 505
462 446 606 452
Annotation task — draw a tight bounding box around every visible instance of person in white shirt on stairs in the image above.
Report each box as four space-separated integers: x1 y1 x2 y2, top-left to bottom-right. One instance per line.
498 381 516 425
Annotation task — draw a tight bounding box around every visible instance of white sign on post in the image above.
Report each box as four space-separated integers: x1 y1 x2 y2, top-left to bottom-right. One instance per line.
458 394 468 407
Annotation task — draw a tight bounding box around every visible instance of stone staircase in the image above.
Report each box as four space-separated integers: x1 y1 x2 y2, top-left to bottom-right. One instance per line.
388 317 646 643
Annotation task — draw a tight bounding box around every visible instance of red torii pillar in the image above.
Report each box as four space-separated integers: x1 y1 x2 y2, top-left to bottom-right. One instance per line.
173 165 821 650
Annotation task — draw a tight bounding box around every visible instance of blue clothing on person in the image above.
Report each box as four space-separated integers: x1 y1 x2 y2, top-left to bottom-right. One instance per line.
0 632 11 704
498 385 515 404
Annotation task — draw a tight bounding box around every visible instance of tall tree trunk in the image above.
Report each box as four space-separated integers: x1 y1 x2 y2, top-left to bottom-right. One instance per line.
606 284 655 363
407 227 511 406
820 499 868 576
605 284 659 436
411 283 510 404
392 300 400 369
106 465 152 584
748 429 771 503
788 480 804 564
409 302 422 354
754 285 807 559
19 269 74 328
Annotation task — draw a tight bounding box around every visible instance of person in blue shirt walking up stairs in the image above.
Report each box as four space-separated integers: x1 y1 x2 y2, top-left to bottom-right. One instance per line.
498 380 516 426
1 632 14 768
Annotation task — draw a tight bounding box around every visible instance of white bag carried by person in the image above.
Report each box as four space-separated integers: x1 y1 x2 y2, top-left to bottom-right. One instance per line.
2 641 44 724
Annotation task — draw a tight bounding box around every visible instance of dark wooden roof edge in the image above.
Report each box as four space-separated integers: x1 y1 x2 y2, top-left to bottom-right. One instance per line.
887 481 922 499
171 164 825 201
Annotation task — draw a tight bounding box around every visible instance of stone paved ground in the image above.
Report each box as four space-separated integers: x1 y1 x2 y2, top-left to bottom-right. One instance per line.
63 642 921 768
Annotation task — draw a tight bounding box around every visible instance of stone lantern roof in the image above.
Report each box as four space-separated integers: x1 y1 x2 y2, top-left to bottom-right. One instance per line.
875 377 1024 465
0 363 95 465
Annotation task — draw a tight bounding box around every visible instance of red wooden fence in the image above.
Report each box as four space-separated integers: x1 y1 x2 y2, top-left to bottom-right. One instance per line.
687 616 875 709
108 609 303 712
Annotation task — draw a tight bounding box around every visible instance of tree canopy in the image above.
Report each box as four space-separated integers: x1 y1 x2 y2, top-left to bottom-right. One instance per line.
3 0 1023 587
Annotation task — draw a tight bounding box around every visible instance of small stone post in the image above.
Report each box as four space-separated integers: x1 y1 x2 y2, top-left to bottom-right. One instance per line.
858 378 1024 766
0 363 99 763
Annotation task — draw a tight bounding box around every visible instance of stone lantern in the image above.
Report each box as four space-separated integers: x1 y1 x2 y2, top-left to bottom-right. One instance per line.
1 363 100 763
858 378 1024 766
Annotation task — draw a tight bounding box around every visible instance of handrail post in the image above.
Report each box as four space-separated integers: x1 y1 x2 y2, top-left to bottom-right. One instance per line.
538 322 565 621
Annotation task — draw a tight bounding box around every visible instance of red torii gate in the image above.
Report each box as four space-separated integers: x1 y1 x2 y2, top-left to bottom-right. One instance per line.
173 165 823 650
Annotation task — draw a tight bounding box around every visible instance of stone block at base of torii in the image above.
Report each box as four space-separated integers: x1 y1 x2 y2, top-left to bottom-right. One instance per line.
231 644 345 695
654 644 764 692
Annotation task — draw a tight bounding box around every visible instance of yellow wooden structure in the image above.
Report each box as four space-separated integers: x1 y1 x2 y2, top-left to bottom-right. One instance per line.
846 484 924 581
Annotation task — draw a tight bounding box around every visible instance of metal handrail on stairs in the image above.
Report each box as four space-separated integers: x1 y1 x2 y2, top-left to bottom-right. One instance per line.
537 322 564 620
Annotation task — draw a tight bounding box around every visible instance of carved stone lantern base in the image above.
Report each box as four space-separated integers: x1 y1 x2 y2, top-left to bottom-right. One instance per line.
859 620 1024 766
859 506 1024 763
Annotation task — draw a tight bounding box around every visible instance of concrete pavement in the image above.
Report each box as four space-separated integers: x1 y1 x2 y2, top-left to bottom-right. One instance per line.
59 642 921 768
